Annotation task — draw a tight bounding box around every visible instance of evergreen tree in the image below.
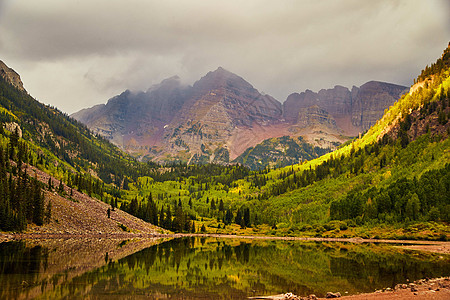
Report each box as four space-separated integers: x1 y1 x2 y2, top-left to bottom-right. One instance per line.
191 220 196 233
45 200 52 223
165 205 172 229
58 179 64 194
224 209 233 225
243 208 251 227
33 191 44 226
235 209 242 226
159 206 165 228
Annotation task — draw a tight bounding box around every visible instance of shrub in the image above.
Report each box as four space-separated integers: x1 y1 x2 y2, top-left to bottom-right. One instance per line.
118 223 131 232
314 225 326 233
438 233 448 241
299 224 313 232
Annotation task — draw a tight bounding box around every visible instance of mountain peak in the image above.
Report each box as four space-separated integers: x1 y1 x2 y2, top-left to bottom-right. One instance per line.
0 60 25 92
162 75 180 82
146 75 182 93
216 66 227 72
194 67 253 93
207 66 239 79
210 66 231 75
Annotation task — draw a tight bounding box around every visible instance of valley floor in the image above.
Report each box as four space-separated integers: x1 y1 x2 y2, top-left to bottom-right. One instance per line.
3 163 441 255
1 164 450 300
3 165 449 256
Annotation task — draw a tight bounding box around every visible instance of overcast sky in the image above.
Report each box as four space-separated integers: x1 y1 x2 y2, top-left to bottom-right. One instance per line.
0 0 449 114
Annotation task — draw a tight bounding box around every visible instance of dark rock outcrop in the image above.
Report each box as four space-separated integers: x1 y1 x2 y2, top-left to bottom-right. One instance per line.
351 81 408 131
0 60 25 92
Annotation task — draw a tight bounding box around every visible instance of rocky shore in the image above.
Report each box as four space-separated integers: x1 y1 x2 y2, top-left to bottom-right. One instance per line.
251 277 450 300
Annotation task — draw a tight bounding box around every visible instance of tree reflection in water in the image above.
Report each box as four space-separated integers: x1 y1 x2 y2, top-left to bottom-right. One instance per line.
0 238 449 299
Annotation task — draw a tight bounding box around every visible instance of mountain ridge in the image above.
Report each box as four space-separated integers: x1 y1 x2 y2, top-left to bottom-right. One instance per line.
283 80 408 135
72 68 407 167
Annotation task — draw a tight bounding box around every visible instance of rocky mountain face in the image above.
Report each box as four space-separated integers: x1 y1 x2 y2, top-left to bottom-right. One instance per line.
72 68 407 166
165 68 283 164
73 76 192 150
73 67 283 164
283 81 408 136
0 60 25 92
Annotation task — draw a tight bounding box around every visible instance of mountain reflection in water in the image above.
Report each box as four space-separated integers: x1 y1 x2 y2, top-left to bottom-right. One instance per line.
0 237 449 299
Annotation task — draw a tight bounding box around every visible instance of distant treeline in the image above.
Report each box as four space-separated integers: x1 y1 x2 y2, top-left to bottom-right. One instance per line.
330 163 450 223
145 162 250 186
416 42 450 82
121 193 253 233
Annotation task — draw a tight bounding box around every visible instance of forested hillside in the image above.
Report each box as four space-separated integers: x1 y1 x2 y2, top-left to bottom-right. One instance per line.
0 63 160 231
114 44 450 238
234 136 331 170
0 75 147 186
0 127 47 231
0 44 449 238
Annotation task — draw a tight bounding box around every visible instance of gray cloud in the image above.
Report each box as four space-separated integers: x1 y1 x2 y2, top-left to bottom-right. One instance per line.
0 0 449 113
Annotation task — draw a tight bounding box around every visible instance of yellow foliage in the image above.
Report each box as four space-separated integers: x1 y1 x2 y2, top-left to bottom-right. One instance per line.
0 107 19 121
227 274 240 283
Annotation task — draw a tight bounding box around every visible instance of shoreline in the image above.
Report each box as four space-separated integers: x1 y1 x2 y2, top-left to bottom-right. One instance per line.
252 277 450 300
2 232 450 254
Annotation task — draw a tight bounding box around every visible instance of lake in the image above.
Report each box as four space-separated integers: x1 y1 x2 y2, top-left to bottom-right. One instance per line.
0 237 449 299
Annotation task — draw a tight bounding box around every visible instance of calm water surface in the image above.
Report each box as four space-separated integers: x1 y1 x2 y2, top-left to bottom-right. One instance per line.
0 237 449 299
